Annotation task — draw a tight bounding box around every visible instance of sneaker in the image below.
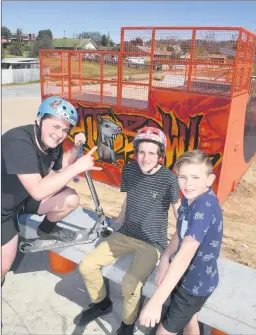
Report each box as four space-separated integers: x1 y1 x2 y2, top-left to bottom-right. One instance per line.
116 321 135 335
73 296 113 326
37 225 77 242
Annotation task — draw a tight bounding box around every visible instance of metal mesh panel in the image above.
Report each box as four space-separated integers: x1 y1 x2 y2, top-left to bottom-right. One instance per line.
102 83 117 105
152 61 188 90
154 29 193 62
122 83 148 110
79 52 101 79
194 29 239 62
40 27 256 105
71 80 101 104
103 54 119 80
122 29 153 54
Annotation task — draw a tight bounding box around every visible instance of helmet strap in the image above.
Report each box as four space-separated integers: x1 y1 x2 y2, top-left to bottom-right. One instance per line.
34 120 51 153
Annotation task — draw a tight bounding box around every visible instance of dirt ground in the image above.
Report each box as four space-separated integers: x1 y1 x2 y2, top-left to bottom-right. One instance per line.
2 97 256 268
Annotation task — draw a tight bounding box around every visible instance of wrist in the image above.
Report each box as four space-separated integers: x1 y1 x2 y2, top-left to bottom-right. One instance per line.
150 294 164 307
70 161 81 176
72 145 80 152
160 254 170 263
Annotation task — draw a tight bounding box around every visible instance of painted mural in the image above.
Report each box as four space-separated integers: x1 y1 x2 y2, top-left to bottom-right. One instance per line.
63 91 231 192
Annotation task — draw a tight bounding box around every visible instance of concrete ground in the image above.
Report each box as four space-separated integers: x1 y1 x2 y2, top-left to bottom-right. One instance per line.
1 248 136 335
2 247 212 335
2 83 41 98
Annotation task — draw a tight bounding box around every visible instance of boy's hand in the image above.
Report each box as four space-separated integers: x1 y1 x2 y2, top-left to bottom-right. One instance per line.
74 133 86 146
155 257 170 286
140 299 162 328
75 146 102 173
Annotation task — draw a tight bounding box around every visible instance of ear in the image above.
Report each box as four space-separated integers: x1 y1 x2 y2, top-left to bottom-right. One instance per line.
97 116 102 124
207 173 216 187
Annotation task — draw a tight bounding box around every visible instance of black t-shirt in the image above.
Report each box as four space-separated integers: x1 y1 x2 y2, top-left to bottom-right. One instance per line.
118 161 180 253
1 124 63 223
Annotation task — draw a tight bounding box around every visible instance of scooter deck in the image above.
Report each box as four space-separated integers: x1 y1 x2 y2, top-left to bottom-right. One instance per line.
19 228 93 254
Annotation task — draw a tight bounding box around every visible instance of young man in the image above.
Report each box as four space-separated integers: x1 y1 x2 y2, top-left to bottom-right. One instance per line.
1 96 101 285
140 150 223 335
74 127 180 335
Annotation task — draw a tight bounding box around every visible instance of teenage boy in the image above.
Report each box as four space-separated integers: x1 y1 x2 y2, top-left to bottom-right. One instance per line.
74 127 180 335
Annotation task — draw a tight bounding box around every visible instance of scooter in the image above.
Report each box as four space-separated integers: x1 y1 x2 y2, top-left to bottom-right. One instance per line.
19 145 114 254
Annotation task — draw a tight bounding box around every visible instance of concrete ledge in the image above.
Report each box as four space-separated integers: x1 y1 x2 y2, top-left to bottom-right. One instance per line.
19 208 256 334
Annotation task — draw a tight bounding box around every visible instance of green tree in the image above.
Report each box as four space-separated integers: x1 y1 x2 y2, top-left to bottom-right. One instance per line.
77 31 102 44
101 34 108 46
1 26 12 40
131 37 143 46
1 44 6 59
16 28 23 42
37 29 53 40
31 34 53 57
8 41 24 56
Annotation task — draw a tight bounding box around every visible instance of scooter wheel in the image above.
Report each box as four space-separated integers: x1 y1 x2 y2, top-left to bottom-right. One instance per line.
99 227 115 238
19 241 34 253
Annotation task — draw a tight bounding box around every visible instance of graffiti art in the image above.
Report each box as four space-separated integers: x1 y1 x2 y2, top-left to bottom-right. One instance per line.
62 90 231 193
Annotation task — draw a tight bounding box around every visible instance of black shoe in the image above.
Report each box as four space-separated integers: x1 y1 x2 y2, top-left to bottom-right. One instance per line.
37 226 77 242
116 321 135 335
73 296 113 326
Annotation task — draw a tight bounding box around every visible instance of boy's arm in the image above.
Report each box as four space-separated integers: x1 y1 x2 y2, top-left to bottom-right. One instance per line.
152 236 199 303
113 198 127 225
171 199 180 220
155 231 180 287
161 231 179 261
140 236 199 327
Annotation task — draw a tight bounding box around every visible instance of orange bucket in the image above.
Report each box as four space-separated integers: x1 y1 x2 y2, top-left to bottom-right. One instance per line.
211 328 228 335
48 250 77 273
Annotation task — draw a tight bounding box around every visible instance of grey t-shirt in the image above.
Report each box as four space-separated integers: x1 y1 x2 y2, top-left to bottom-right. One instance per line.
118 161 180 253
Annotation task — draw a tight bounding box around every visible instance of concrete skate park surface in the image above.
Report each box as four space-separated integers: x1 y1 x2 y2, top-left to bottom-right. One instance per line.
2 84 256 334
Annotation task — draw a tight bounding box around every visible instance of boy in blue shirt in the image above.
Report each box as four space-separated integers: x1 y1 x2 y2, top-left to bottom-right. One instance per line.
140 150 223 335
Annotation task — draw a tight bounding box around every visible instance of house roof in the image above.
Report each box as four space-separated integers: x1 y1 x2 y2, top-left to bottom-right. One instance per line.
52 38 97 49
2 57 39 64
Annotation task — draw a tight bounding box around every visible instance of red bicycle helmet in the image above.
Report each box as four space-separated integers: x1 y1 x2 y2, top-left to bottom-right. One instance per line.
133 127 167 161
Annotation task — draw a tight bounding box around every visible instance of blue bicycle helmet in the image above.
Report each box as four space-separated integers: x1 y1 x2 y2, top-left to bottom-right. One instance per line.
38 96 78 128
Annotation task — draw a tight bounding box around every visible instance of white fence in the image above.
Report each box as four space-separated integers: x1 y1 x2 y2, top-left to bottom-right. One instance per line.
2 68 40 84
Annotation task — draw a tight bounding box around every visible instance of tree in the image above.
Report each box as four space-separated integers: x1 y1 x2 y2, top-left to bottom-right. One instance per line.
37 29 53 41
8 41 24 56
131 37 143 46
31 34 53 57
1 26 12 40
101 34 108 46
1 44 6 59
16 28 23 42
77 31 102 44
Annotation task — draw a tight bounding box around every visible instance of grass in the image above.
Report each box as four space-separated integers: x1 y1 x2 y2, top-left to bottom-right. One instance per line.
43 57 150 79
4 51 36 58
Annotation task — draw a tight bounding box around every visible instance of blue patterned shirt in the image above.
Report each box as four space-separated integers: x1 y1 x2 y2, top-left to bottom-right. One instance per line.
176 188 223 297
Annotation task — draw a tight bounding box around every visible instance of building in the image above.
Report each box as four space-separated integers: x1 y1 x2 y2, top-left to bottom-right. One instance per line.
1 58 39 69
10 33 36 43
53 38 98 50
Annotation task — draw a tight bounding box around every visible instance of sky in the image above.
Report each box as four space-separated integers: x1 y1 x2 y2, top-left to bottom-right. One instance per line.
2 1 256 43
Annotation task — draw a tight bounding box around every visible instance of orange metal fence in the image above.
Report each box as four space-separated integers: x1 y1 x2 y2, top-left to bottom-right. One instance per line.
40 27 256 112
